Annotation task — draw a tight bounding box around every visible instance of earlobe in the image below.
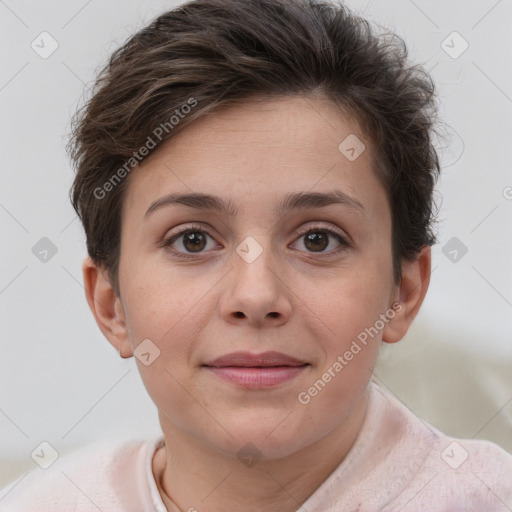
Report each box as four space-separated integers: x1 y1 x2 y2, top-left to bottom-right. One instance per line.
382 246 431 344
82 257 133 358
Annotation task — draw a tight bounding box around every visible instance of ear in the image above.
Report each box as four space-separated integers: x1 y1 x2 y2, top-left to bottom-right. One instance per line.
382 246 431 344
82 257 133 358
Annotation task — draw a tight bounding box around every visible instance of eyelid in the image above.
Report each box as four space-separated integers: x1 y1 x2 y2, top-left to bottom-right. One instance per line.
158 222 216 249
162 221 348 241
164 222 213 239
294 222 348 242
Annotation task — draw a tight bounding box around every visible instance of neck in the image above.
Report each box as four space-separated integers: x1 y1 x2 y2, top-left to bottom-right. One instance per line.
153 389 370 512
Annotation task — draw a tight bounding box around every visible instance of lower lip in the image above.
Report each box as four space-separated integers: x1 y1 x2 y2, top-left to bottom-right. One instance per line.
204 365 308 389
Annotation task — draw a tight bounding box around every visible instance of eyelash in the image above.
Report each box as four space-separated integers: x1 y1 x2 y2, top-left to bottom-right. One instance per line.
159 223 350 259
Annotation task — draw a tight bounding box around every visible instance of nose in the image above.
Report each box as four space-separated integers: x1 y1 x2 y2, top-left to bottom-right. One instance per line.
219 237 292 328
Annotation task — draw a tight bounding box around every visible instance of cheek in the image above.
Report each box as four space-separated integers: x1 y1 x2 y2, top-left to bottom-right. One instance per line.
124 290 206 359
120 254 204 338
310 269 390 338
297 278 384 417
121 273 208 420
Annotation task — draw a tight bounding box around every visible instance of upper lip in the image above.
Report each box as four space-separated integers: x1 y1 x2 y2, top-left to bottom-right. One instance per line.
202 351 308 367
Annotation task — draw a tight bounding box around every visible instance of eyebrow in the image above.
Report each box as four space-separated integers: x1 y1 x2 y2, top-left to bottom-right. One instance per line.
144 190 365 218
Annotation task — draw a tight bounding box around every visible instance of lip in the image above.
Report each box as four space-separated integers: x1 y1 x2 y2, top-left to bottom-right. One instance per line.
202 350 308 367
202 351 309 389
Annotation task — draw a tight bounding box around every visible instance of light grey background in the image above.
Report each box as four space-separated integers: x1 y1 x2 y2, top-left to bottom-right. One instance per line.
1 0 511 490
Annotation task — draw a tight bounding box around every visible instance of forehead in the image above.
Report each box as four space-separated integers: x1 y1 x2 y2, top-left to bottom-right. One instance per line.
122 95 386 221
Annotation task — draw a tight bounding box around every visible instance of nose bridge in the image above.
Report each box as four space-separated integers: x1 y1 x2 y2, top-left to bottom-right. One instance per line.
233 233 278 288
221 231 292 325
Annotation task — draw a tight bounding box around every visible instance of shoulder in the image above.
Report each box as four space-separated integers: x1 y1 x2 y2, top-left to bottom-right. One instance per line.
0 436 163 512
371 383 512 510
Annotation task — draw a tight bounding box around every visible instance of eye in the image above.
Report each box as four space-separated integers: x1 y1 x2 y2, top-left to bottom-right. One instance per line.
160 224 219 258
160 222 350 259
291 223 349 255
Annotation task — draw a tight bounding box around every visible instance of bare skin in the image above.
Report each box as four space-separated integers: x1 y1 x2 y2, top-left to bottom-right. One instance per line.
83 95 430 511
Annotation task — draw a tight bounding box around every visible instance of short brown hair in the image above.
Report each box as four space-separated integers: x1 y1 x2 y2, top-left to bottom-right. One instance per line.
68 0 440 295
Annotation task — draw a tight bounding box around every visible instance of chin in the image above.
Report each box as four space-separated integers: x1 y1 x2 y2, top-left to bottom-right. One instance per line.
207 416 315 461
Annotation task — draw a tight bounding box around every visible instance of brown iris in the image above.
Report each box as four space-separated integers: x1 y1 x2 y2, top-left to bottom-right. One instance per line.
182 231 207 252
303 231 329 252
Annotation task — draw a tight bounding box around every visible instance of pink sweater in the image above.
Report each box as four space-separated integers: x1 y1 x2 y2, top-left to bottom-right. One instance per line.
2 382 511 511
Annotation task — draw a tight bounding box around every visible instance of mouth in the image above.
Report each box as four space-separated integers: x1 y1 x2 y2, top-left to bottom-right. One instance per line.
201 351 310 389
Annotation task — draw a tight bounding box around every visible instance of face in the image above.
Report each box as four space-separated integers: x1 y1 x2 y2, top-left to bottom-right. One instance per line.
114 95 400 459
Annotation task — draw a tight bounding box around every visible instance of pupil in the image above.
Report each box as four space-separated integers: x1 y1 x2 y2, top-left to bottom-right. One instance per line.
184 232 206 252
305 232 328 252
